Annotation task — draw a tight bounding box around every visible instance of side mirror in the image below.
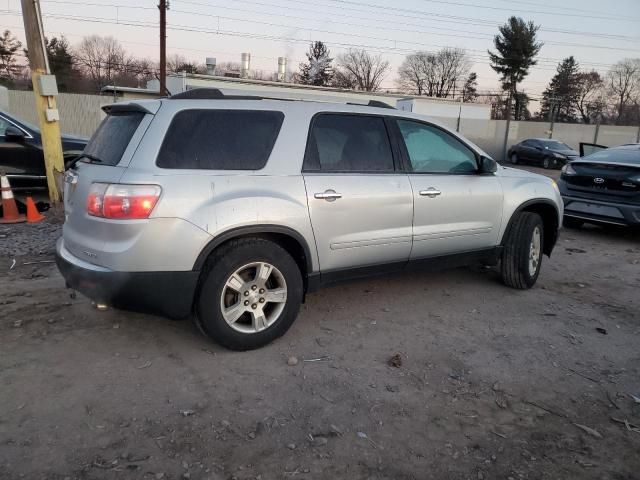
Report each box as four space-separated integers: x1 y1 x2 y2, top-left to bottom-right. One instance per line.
5 125 25 142
479 156 497 174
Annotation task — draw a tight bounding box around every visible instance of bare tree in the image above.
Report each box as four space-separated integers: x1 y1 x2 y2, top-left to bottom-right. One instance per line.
575 71 605 124
607 58 640 125
334 49 389 91
433 48 471 98
167 53 203 74
397 48 471 98
397 52 430 95
75 35 126 91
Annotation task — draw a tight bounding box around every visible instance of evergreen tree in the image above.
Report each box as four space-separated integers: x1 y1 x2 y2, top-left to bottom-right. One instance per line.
462 72 478 102
488 17 542 120
297 41 333 86
539 56 581 123
0 30 22 84
46 36 77 92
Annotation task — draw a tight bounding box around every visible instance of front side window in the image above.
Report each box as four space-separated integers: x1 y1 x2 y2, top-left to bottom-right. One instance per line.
397 120 477 174
157 109 284 170
303 114 394 172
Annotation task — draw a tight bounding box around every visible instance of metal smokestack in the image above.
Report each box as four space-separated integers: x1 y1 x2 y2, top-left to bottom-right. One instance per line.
241 53 251 78
205 57 216 76
277 57 287 82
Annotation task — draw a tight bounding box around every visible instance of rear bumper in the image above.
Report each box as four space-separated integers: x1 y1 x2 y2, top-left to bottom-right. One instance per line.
55 238 199 319
559 189 640 226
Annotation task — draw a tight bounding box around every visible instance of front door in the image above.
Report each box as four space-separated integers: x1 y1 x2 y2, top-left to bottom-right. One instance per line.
392 119 503 259
302 113 413 273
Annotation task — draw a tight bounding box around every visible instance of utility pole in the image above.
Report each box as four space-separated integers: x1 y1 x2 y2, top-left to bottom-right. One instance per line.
501 91 513 162
546 96 561 139
159 0 167 95
20 0 65 204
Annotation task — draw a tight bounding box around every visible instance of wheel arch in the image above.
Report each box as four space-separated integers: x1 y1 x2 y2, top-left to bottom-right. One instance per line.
193 225 314 288
501 199 559 256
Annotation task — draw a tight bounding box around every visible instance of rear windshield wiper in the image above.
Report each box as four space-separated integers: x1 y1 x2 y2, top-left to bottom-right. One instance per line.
66 153 104 169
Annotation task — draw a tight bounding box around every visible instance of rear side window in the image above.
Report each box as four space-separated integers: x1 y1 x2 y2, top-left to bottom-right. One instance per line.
303 114 394 172
157 110 284 170
83 112 145 166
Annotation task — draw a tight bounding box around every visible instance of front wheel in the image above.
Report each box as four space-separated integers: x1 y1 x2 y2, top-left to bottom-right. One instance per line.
542 157 551 169
196 238 303 351
510 153 519 164
501 212 544 289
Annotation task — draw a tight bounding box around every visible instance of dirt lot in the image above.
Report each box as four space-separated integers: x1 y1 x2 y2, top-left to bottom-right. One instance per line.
1 203 639 479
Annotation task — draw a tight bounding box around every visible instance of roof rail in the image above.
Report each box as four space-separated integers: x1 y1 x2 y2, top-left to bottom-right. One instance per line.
169 88 263 100
168 88 395 109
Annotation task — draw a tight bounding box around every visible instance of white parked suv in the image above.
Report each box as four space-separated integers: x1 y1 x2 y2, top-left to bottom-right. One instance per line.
56 89 562 350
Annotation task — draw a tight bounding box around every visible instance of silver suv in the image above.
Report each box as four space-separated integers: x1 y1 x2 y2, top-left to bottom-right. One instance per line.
56 89 562 350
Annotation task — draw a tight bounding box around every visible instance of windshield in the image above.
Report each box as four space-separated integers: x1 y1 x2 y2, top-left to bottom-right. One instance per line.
583 146 640 165
82 112 145 166
540 140 572 151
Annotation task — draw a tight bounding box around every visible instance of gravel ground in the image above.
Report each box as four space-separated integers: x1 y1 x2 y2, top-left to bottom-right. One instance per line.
1 209 639 479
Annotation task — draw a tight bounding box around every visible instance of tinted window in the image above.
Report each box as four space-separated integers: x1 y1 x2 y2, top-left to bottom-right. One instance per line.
157 110 284 170
584 147 640 164
83 112 145 166
397 120 477 174
0 116 9 135
304 114 394 172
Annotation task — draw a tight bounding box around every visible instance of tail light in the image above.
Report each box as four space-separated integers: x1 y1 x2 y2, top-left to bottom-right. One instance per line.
87 183 161 219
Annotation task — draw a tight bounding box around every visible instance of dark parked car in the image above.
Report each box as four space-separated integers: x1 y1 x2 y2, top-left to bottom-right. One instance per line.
0 110 87 191
508 138 579 169
558 143 640 228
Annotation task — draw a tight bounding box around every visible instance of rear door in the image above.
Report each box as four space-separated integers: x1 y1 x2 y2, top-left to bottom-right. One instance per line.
302 113 413 273
391 118 503 259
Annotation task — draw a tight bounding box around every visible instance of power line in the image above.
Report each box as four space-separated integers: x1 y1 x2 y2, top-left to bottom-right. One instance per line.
21 7 632 69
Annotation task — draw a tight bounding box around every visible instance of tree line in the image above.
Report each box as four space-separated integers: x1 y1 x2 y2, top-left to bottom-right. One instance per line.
1 16 638 126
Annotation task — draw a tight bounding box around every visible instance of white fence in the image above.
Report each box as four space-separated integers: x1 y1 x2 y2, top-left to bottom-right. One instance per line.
5 90 640 159
7 90 116 138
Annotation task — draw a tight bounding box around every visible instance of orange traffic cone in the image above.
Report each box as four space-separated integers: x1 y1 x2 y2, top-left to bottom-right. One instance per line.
26 196 45 223
0 173 26 224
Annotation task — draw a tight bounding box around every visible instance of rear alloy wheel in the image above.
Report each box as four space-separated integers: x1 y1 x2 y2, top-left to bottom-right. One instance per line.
196 238 303 350
501 212 544 289
510 153 518 164
542 157 551 169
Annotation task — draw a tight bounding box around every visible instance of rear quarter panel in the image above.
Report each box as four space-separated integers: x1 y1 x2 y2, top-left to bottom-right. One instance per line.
121 100 319 272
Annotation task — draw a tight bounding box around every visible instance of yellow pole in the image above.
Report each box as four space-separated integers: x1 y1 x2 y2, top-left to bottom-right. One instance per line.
21 0 65 204
31 69 65 203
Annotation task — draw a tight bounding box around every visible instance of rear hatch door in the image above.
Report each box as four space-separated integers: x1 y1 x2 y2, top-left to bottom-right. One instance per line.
63 104 155 265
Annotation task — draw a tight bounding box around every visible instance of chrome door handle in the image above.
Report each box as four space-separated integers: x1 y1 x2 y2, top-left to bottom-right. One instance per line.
419 188 441 198
314 190 342 201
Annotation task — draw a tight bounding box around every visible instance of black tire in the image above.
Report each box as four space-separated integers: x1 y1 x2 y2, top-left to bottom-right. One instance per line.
563 217 583 229
510 153 518 164
501 212 544 289
542 157 551 169
195 237 303 351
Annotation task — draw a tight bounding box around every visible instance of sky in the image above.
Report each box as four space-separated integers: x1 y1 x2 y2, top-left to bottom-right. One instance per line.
1 0 639 112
